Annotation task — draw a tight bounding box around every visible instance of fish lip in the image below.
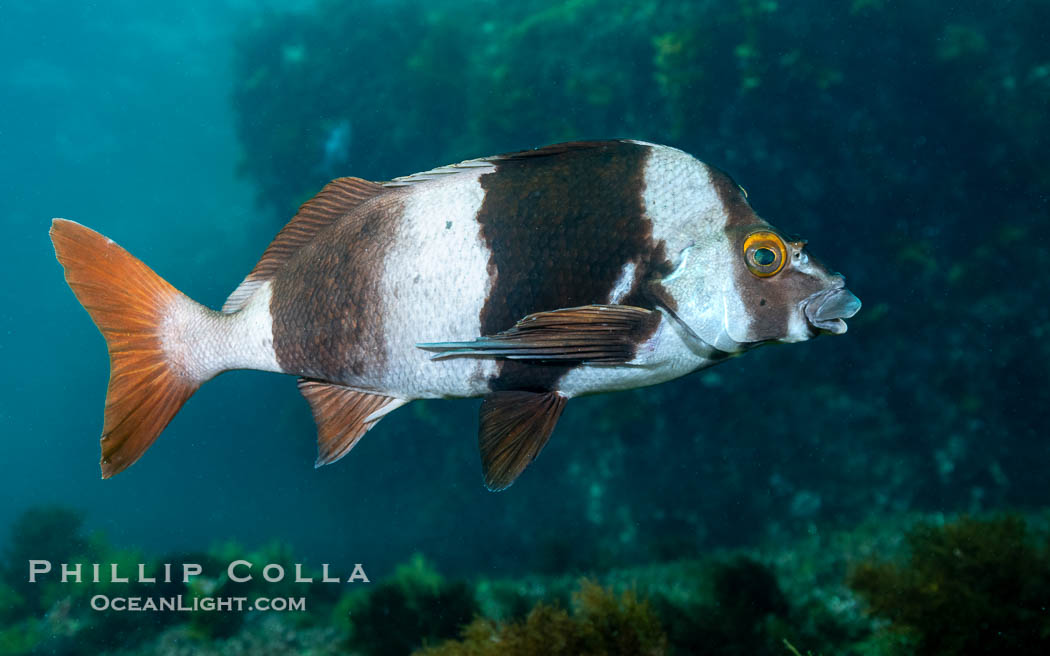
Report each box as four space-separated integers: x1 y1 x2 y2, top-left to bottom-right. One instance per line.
801 285 862 335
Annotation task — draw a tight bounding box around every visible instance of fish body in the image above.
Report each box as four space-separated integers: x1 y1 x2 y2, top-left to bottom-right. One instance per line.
50 140 860 489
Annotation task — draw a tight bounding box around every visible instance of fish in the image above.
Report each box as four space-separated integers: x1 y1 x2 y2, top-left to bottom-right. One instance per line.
50 140 861 490
317 118 352 176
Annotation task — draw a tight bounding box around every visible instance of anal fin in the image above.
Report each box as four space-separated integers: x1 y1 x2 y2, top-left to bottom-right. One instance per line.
298 379 407 467
479 391 567 491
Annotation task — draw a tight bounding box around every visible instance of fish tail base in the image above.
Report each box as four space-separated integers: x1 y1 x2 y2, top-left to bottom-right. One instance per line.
50 219 204 478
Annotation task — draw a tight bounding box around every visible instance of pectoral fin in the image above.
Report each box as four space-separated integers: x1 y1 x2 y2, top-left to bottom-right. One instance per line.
478 391 567 491
298 379 407 467
418 304 657 363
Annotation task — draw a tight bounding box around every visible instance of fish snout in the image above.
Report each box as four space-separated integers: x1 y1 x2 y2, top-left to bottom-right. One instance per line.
802 285 861 335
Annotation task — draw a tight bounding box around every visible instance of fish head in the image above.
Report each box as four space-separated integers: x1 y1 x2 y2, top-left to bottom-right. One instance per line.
722 223 862 344
649 168 860 354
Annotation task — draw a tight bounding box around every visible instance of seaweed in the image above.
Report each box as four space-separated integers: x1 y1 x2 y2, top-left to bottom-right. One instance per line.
0 506 186 654
0 622 42 656
652 557 796 656
1 506 87 614
336 554 477 656
848 515 1050 655
414 579 666 656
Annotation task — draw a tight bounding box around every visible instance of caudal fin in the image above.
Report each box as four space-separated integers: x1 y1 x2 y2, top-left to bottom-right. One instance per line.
50 219 207 478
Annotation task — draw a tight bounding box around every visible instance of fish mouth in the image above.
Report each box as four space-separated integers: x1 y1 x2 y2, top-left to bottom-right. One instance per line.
802 285 862 335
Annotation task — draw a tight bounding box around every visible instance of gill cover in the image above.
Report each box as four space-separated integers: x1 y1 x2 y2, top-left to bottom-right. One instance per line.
649 239 753 354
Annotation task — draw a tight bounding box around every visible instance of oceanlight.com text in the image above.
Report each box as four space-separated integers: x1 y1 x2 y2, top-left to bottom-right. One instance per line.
90 595 306 612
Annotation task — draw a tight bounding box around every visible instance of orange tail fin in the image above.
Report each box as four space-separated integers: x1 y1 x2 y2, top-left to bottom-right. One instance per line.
50 219 206 478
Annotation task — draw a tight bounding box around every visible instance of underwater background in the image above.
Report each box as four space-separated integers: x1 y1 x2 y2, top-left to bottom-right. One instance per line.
3 0 1049 654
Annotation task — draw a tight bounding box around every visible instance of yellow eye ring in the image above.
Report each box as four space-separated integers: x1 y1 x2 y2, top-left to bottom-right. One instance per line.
743 231 787 277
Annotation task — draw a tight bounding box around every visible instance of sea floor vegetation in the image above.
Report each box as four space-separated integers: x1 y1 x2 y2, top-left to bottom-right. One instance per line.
3 506 1048 655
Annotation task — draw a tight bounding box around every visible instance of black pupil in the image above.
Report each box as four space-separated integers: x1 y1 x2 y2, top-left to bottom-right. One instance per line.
754 247 776 266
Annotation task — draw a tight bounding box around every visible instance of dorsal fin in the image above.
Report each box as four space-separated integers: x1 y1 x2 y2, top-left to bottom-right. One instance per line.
222 177 384 313
487 140 629 162
382 141 623 188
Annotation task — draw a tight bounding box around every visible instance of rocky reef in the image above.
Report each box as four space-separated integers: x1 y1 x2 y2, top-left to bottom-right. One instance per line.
4 506 1049 655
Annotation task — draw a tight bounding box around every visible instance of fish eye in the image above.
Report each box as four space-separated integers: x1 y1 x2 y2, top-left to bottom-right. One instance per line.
743 231 787 278
754 248 775 266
